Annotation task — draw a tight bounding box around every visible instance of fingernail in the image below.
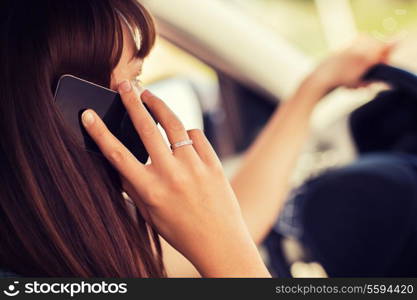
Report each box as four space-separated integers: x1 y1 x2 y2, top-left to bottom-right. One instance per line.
118 80 132 93
82 110 95 126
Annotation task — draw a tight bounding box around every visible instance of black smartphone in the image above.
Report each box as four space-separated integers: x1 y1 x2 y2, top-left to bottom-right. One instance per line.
54 74 150 163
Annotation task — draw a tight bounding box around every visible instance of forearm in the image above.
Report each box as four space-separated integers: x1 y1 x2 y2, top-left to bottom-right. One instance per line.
161 235 269 278
161 236 201 277
187 219 271 278
231 75 330 244
161 214 270 278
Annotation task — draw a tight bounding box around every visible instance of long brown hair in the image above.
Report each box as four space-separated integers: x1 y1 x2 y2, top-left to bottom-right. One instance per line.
0 0 164 277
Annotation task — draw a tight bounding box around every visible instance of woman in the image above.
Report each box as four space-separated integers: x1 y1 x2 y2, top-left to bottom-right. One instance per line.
0 0 391 277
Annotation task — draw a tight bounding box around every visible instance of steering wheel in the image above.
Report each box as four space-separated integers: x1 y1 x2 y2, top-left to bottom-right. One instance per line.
351 64 417 154
363 63 417 94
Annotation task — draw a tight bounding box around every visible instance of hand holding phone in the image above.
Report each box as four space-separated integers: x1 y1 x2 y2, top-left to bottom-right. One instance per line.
80 81 271 277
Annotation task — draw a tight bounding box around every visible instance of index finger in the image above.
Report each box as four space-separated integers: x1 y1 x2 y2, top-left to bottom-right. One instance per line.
118 80 173 165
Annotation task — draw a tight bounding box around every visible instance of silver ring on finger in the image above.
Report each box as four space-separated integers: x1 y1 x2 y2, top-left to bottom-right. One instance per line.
171 139 193 151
